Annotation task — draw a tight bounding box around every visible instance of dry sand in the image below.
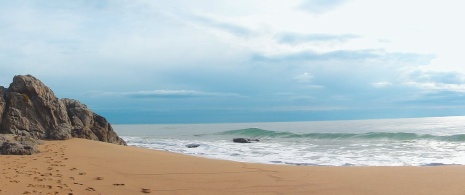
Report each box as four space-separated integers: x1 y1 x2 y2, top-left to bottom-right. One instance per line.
2 138 465 194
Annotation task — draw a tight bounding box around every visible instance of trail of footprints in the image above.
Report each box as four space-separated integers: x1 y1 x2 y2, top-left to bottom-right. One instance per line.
20 143 75 194
1 143 153 194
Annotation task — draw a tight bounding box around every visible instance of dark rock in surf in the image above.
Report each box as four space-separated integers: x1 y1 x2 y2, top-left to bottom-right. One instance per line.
233 138 259 143
186 143 200 148
0 75 127 153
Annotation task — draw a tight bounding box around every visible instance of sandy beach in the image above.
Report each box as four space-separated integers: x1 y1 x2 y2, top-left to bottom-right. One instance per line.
1 139 465 194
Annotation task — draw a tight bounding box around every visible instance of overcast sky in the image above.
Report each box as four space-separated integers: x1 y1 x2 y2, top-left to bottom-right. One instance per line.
2 0 465 124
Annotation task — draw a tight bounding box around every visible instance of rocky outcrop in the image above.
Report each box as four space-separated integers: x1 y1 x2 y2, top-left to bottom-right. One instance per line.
0 75 126 150
62 98 126 145
1 75 72 140
0 134 42 155
0 86 5 126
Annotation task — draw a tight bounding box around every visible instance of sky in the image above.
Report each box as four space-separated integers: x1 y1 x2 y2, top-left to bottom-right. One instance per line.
2 0 465 124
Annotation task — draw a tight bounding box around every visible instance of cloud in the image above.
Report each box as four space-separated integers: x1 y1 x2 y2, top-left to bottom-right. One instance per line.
256 105 347 112
407 70 465 84
185 13 253 37
295 72 313 83
278 33 359 44
123 90 240 99
298 0 348 14
372 81 393 88
293 72 325 89
405 82 465 93
399 91 465 107
252 49 374 62
3 0 465 123
403 70 465 92
252 49 433 64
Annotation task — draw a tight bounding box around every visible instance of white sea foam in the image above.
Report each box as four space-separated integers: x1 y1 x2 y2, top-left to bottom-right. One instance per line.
116 116 465 166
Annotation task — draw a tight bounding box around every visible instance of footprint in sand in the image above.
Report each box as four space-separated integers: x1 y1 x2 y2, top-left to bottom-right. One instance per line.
113 183 125 186
85 187 96 191
141 188 151 193
95 177 104 180
78 172 86 175
41 173 52 176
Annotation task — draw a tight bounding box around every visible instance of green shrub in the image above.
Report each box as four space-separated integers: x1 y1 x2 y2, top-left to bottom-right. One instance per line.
21 93 30 102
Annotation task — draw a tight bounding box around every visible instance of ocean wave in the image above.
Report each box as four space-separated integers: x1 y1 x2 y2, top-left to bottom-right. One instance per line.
217 128 465 142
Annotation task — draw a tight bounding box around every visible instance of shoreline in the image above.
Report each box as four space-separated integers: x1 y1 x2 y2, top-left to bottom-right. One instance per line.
1 138 465 194
127 145 463 167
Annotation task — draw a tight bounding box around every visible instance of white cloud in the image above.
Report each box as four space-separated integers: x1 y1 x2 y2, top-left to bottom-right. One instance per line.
404 82 465 93
295 72 313 83
298 0 348 14
372 81 393 88
400 69 465 93
124 90 240 98
2 0 465 122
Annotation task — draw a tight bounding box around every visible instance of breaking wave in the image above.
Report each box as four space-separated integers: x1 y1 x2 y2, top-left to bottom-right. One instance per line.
218 128 465 142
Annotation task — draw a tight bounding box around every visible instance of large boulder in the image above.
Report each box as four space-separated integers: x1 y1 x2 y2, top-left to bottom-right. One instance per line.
0 134 42 155
0 75 72 139
0 75 126 147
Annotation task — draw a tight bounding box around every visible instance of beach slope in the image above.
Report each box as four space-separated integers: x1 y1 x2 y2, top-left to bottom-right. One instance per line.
1 138 465 194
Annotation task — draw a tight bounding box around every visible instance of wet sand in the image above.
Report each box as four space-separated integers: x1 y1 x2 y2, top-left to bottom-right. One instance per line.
1 138 465 194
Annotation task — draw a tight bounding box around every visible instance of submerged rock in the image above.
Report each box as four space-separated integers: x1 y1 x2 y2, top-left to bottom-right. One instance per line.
0 75 126 153
233 138 260 143
186 143 201 148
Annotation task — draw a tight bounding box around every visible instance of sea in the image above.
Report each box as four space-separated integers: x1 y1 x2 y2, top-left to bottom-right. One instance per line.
114 116 465 166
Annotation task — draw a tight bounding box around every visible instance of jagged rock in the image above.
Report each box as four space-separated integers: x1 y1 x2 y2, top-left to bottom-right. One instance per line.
0 75 72 139
0 75 126 151
0 134 42 155
63 98 126 145
0 86 5 126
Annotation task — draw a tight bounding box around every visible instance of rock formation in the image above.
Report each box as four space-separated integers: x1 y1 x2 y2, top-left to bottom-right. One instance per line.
0 75 126 155
185 143 200 148
62 98 125 145
0 134 42 155
232 138 260 143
